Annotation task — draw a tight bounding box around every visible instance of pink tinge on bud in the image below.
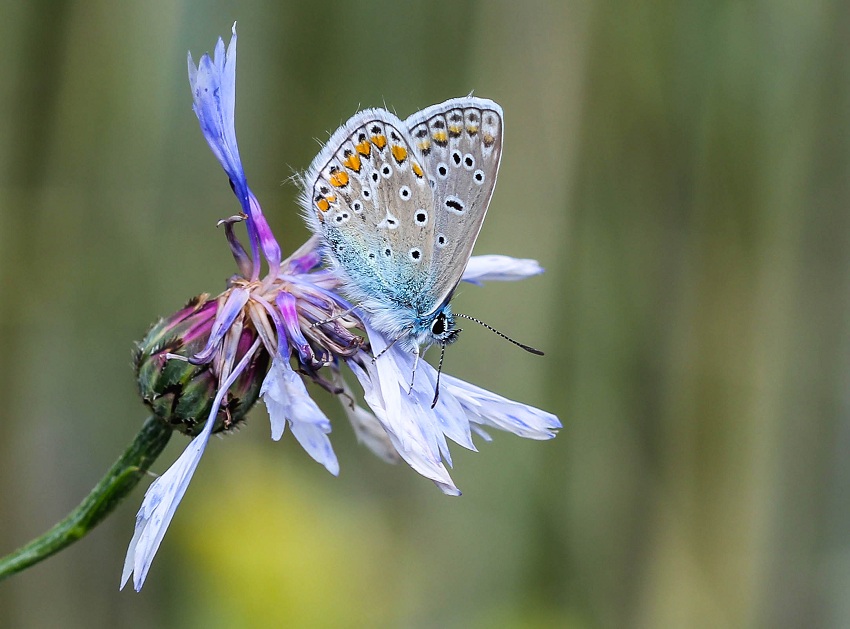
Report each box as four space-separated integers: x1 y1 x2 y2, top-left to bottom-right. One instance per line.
134 294 270 437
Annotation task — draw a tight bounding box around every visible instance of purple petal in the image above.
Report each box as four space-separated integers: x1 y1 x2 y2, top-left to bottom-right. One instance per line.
276 292 315 366
191 287 249 364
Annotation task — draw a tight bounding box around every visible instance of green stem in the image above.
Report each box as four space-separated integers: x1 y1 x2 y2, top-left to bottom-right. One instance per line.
0 416 172 581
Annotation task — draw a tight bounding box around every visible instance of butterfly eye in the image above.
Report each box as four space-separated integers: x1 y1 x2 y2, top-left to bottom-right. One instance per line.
431 314 446 336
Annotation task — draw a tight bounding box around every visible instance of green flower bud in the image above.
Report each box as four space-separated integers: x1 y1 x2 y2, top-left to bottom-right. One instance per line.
134 294 270 436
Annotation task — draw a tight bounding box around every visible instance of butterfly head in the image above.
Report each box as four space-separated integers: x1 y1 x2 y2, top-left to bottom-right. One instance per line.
410 304 460 350
428 309 460 346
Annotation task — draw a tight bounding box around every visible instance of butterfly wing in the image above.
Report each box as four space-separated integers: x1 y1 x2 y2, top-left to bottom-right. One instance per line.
404 97 504 312
302 109 439 320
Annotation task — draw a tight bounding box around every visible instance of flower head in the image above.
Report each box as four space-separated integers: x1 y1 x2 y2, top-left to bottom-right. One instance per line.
122 25 560 591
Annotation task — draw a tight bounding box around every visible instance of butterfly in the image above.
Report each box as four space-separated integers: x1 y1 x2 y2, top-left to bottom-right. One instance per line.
301 97 508 360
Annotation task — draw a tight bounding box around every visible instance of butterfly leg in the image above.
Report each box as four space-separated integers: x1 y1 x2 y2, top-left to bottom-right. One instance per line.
408 345 421 394
310 304 360 328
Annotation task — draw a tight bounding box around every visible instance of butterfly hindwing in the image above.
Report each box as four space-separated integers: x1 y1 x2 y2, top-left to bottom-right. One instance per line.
404 97 503 311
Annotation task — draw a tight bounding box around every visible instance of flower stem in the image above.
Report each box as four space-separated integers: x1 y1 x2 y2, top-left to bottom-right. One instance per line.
0 416 172 582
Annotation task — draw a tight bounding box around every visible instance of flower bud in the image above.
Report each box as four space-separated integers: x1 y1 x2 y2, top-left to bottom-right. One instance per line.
134 294 270 436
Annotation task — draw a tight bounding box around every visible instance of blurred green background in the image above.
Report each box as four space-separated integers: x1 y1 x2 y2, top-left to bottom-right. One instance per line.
1 1 849 627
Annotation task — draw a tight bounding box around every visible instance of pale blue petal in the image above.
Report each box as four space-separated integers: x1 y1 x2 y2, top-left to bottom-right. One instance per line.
349 332 461 495
122 339 262 591
461 255 544 285
344 398 400 464
262 356 338 474
289 421 340 476
441 374 562 439
121 423 213 591
348 321 559 494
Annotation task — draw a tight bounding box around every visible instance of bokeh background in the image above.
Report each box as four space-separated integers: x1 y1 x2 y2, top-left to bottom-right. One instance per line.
1 1 849 627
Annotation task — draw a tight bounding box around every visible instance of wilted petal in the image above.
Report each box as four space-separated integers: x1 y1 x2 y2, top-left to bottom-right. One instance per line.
261 356 339 475
121 416 214 590
462 255 544 285
121 338 261 591
345 401 400 464
191 287 249 364
334 371 400 463
277 292 316 366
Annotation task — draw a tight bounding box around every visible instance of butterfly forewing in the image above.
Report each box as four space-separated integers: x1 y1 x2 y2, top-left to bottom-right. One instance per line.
404 97 504 311
304 109 437 310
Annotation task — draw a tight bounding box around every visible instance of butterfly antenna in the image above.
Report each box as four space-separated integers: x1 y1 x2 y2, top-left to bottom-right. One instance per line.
454 313 544 355
431 343 447 408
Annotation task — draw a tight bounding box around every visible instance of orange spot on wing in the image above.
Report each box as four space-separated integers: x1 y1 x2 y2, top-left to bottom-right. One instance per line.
316 197 330 212
329 171 349 187
356 140 372 156
448 125 462 137
417 140 431 151
482 132 496 147
412 162 424 178
432 131 448 144
391 144 408 164
343 153 362 172
466 125 479 136
371 134 387 150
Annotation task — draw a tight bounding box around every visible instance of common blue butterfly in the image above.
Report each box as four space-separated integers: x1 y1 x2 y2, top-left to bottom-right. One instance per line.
301 97 505 357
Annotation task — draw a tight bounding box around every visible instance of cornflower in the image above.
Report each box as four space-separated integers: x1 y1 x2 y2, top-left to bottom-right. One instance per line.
121 24 561 591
